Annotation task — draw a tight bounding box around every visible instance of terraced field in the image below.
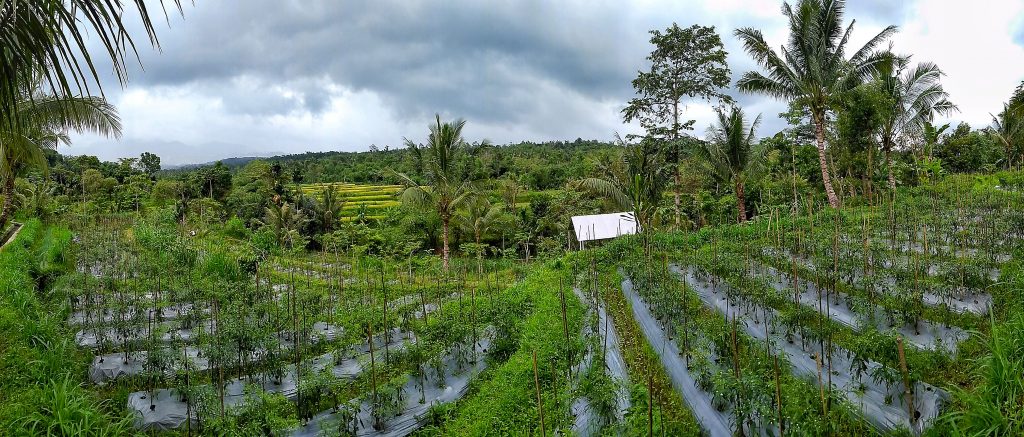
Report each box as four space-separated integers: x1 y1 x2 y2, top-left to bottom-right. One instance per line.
298 183 402 221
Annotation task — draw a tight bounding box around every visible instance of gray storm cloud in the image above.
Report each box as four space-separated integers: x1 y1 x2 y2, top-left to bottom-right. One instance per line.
79 0 1024 167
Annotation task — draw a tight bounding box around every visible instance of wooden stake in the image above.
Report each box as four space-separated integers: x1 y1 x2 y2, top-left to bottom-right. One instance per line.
774 355 784 436
647 364 654 437
815 352 827 417
532 349 546 436
897 336 915 423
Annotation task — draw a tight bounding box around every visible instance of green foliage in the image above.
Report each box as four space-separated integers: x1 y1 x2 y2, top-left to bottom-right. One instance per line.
935 123 1002 173
205 388 298 435
226 160 285 226
436 262 583 435
223 216 250 240
15 375 133 436
834 82 890 187
937 312 1024 435
735 0 898 206
0 220 131 433
580 136 670 231
693 105 767 222
623 23 732 140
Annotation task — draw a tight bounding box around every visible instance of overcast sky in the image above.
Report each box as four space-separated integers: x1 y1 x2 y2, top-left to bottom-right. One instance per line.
69 0 1024 166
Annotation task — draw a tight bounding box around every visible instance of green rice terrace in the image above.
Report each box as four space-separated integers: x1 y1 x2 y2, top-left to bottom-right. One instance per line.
297 183 403 222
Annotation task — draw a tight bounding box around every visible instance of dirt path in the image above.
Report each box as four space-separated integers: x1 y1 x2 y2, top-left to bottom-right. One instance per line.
0 222 23 252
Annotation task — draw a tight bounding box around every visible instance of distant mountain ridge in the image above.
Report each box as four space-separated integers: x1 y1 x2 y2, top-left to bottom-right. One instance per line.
168 151 348 170
168 156 262 170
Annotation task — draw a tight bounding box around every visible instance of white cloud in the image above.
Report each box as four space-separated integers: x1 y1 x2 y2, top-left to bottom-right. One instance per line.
892 0 1024 128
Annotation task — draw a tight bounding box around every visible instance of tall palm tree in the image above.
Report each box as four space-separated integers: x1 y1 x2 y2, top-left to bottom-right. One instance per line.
991 103 1023 169
580 135 669 233
735 0 897 208
454 197 503 276
695 106 768 223
876 60 957 189
392 115 488 272
0 77 121 227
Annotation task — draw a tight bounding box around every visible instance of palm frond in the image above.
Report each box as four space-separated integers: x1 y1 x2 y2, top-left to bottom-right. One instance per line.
849 25 899 66
579 177 631 211
19 95 122 139
1 1 182 129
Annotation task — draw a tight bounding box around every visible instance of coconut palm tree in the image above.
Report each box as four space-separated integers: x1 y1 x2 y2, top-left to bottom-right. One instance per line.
0 76 121 227
392 115 489 272
315 184 346 233
876 60 957 189
263 202 304 249
454 197 503 276
735 0 897 208
991 103 1023 169
695 106 768 223
579 135 669 233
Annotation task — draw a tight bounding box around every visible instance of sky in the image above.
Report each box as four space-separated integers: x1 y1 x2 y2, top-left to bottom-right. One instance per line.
69 0 1024 166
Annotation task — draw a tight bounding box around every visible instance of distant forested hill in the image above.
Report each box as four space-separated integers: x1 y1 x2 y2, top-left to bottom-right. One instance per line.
180 138 621 190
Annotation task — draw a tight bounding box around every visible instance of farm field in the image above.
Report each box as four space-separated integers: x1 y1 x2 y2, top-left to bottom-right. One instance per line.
296 182 561 223
297 183 403 222
602 175 1023 436
0 174 1017 436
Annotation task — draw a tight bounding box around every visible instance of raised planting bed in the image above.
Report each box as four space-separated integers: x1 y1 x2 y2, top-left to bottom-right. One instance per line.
620 276 735 437
127 327 414 431
292 331 492 436
674 265 947 435
570 287 630 436
89 320 342 384
762 247 994 316
754 264 968 353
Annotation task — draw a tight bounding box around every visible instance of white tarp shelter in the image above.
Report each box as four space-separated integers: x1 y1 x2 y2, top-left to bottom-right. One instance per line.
572 212 637 248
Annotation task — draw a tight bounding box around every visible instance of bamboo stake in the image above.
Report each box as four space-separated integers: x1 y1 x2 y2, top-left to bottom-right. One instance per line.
897 336 916 424
532 349 546 436
774 355 784 436
559 277 570 374
368 322 380 430
647 364 654 437
815 352 827 417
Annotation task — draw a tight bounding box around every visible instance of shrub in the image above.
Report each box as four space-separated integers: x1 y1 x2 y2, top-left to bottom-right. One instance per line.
224 216 250 240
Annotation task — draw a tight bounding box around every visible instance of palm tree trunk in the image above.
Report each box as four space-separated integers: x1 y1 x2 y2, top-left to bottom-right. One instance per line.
475 230 483 278
672 102 682 230
885 146 896 191
0 174 15 228
866 145 874 203
735 178 747 223
673 166 681 230
441 215 450 272
813 116 840 208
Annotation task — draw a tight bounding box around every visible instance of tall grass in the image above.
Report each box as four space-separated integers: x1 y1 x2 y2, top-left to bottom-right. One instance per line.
936 311 1024 436
0 220 133 433
15 375 134 436
427 261 585 435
